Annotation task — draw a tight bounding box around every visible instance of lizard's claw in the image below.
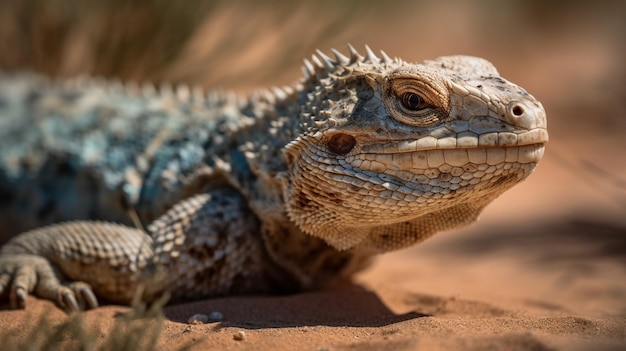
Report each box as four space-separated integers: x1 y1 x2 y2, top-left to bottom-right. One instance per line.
69 282 99 310
58 288 80 312
0 254 99 312
0 258 37 309
43 282 98 313
13 286 28 309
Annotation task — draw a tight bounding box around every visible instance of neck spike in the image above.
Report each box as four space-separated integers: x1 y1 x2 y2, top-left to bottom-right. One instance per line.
364 45 379 63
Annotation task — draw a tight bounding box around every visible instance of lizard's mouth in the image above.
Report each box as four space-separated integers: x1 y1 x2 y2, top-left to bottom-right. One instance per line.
338 126 548 172
355 128 549 155
355 143 544 168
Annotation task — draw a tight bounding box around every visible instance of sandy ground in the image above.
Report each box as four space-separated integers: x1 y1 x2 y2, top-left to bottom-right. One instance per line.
0 2 625 350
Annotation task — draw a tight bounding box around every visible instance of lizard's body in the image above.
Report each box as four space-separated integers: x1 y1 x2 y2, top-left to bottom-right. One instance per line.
0 47 547 311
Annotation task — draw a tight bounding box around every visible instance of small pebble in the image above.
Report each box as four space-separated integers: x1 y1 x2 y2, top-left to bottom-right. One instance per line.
208 311 224 322
233 330 246 341
187 311 224 324
188 313 209 325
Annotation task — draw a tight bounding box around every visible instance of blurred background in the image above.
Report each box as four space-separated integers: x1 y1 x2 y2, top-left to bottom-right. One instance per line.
0 0 624 264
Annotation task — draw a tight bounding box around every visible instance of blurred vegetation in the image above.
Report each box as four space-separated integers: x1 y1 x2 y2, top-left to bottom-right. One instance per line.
0 0 214 79
1 0 623 90
0 0 386 87
0 296 199 351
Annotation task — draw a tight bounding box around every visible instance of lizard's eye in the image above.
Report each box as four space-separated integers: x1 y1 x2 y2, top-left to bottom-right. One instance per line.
383 78 448 127
401 92 428 111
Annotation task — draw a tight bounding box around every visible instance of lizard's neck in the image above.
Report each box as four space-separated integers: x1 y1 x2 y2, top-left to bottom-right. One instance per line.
259 217 374 291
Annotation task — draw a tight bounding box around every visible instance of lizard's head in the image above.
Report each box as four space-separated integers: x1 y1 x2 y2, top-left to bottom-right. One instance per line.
282 46 548 252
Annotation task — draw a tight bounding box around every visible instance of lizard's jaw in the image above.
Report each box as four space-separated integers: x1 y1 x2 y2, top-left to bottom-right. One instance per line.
282 130 547 251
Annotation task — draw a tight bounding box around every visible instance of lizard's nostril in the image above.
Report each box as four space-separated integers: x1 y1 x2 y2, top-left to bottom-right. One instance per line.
506 101 543 130
512 104 525 117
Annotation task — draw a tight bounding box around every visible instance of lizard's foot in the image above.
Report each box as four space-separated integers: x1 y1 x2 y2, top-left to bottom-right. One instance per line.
0 254 98 312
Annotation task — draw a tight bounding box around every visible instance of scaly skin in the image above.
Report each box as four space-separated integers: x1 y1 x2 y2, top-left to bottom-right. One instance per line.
0 46 547 311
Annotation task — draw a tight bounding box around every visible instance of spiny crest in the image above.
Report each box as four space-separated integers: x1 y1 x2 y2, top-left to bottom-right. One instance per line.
142 45 405 107
57 73 245 107
161 83 245 107
301 44 402 83
62 45 403 110
249 83 302 108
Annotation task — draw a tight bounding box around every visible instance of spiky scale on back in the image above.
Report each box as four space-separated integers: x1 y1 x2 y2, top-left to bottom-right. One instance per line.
0 46 547 311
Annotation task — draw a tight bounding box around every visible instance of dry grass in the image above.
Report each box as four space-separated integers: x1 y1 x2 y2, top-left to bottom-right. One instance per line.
1 0 623 93
0 294 199 351
0 0 382 88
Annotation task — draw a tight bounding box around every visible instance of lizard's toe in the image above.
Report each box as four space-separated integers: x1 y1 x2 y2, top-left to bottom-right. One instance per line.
57 288 81 312
34 263 98 312
40 282 98 313
69 282 99 310
11 285 28 309
0 271 11 298
2 262 38 309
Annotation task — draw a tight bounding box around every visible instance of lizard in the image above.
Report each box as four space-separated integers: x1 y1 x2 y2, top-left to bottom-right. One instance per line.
0 45 548 312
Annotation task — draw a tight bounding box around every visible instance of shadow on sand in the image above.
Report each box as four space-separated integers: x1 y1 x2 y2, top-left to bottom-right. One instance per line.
164 284 425 328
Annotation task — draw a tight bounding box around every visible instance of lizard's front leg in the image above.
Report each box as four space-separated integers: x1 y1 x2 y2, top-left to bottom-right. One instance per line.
0 188 269 311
